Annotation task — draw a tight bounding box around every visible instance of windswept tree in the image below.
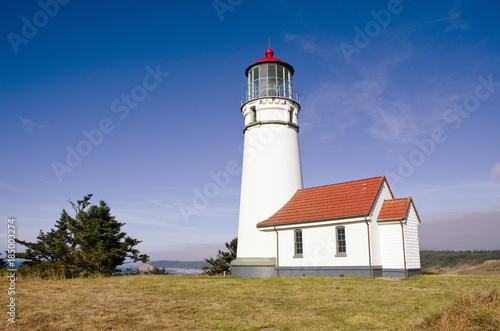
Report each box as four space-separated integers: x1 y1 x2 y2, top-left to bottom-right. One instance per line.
16 194 149 277
15 209 75 275
202 237 237 276
0 253 8 269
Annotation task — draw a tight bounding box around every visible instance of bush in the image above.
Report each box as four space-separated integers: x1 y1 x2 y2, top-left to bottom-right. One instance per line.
151 267 170 275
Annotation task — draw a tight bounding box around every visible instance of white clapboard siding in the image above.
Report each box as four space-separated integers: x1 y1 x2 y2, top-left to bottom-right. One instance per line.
278 222 369 267
404 204 421 269
379 222 405 269
368 182 394 266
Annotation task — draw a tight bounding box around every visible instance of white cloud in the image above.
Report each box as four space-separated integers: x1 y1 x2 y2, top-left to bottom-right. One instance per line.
296 40 486 148
19 116 48 131
444 7 470 32
111 197 238 230
491 164 500 180
284 32 341 59
302 55 425 144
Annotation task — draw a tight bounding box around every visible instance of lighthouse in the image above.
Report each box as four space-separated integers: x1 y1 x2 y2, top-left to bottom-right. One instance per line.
231 48 303 277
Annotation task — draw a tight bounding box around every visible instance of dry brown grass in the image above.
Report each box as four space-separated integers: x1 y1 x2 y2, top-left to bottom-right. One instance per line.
0 273 499 330
427 259 500 276
419 287 500 330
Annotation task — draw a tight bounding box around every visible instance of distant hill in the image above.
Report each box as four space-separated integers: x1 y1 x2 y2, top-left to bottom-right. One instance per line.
421 250 500 276
149 260 208 269
118 252 500 276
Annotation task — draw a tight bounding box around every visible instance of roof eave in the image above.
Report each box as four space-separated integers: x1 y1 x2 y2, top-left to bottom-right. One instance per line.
377 217 405 223
367 176 392 217
257 214 369 228
406 197 422 224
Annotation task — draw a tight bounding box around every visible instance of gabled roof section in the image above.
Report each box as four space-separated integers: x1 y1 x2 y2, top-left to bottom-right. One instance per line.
377 197 421 223
257 176 389 227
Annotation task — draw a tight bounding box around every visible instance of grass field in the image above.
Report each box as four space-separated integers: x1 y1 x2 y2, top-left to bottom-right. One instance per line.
1 274 499 330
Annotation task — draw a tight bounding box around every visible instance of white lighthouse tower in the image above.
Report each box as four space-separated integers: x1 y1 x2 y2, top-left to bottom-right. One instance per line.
232 48 303 277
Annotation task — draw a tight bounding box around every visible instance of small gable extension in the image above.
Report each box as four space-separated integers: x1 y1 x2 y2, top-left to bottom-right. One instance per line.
378 197 421 223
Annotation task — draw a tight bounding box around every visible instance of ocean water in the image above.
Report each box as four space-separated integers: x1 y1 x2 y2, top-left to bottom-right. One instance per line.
163 268 204 275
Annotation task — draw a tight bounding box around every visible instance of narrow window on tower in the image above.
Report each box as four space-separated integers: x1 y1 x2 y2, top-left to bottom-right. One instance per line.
252 67 259 100
284 69 290 98
289 108 294 124
294 229 303 258
259 65 268 98
250 106 257 123
277 64 284 97
336 226 347 257
268 64 277 96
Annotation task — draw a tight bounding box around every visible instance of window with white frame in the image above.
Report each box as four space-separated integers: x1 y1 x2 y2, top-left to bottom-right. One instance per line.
336 226 346 257
294 229 303 258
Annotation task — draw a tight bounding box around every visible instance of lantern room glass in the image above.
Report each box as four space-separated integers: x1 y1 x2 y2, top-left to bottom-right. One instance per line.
248 63 293 100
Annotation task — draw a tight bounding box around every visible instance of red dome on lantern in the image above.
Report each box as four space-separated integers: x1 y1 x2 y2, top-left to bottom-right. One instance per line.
245 48 294 77
256 48 283 62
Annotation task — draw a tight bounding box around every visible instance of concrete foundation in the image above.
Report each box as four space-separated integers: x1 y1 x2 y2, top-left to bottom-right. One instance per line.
232 263 421 278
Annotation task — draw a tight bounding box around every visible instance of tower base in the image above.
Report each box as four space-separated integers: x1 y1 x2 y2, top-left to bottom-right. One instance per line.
231 258 277 278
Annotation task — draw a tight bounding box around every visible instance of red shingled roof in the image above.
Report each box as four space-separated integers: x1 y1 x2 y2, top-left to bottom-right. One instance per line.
378 197 420 223
257 176 391 227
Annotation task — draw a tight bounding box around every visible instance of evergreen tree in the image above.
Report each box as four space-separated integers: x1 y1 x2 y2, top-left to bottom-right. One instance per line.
0 253 8 269
16 210 76 276
16 194 149 277
202 237 237 276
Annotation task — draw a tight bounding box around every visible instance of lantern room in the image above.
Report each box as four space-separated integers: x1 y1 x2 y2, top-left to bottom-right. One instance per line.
242 48 299 105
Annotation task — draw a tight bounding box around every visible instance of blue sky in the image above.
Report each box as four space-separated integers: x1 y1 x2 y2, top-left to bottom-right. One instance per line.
1 0 499 260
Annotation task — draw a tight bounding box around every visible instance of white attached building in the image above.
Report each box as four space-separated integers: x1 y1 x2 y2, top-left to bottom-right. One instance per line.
254 176 421 277
231 49 421 278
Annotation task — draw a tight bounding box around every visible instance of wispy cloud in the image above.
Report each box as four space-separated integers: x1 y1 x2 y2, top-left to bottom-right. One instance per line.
444 6 470 32
384 2 470 34
302 54 428 144
491 164 500 180
0 182 52 196
112 202 198 230
284 33 340 59
112 198 238 230
291 31 484 147
19 117 48 131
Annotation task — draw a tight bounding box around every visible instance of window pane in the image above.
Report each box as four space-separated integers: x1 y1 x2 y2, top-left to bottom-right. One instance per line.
268 64 276 77
295 230 303 256
268 78 277 96
260 65 268 79
277 65 284 80
336 227 346 255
